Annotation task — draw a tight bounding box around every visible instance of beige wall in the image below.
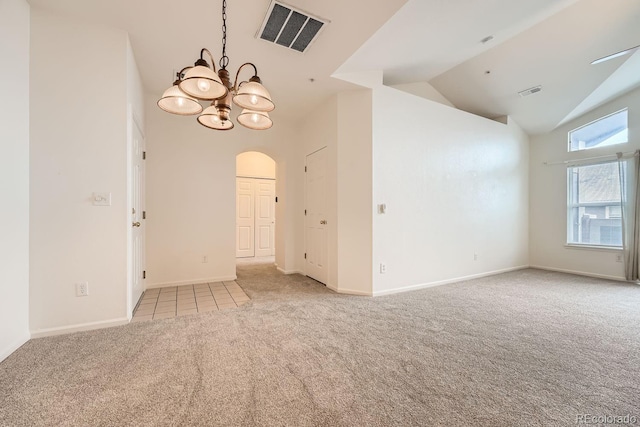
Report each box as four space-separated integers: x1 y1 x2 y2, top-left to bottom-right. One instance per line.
145 95 301 287
29 9 134 336
0 0 31 361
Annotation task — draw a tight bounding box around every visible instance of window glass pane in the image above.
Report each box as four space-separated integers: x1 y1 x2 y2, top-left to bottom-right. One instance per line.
569 109 628 152
577 162 621 204
567 162 622 246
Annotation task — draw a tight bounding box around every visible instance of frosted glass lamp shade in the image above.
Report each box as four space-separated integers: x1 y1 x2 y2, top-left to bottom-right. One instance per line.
198 105 234 130
233 81 275 112
237 109 272 130
157 85 203 115
179 66 227 100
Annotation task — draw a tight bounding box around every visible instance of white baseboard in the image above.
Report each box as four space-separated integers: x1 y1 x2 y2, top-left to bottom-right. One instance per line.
146 275 237 289
276 267 303 275
372 265 530 297
30 317 130 339
529 265 626 282
0 332 31 363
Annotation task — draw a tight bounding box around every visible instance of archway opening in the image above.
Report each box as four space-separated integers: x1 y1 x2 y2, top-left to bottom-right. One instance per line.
235 151 277 264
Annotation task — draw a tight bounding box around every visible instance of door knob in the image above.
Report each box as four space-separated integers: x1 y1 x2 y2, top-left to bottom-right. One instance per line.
132 222 141 227
320 220 327 225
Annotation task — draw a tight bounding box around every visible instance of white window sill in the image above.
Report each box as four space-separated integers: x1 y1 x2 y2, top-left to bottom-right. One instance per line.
565 244 622 252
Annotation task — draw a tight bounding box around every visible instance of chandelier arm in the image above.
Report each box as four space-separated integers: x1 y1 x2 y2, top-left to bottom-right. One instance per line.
200 48 218 72
232 63 259 91
177 66 192 80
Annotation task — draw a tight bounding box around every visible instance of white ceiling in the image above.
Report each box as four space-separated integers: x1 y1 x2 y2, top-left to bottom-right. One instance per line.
26 0 407 123
339 0 640 135
27 0 640 135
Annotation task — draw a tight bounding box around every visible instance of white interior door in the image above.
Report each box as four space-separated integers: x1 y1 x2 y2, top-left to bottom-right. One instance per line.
305 148 328 284
236 178 255 258
130 119 145 312
255 180 275 257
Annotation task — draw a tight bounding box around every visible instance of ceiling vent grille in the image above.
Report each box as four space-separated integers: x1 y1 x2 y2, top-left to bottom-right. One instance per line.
257 1 328 53
518 85 542 97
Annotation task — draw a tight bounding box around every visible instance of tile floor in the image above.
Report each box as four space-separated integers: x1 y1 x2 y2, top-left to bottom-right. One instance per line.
132 281 250 322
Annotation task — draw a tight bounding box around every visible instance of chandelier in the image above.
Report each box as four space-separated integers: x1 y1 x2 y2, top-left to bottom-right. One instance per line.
157 0 275 130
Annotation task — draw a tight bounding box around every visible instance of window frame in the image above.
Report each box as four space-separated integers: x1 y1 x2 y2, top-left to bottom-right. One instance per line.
567 108 629 153
566 160 623 249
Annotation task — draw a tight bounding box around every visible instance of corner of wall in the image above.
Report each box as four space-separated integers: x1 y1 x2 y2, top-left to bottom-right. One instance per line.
336 89 374 295
29 9 131 332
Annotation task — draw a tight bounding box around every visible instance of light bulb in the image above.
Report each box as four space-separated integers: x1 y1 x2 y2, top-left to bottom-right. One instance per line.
250 95 258 105
197 79 211 92
211 115 219 124
176 97 185 107
252 114 259 123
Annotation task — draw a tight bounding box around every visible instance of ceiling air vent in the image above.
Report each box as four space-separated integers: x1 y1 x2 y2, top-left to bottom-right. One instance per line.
257 1 328 53
518 85 542 97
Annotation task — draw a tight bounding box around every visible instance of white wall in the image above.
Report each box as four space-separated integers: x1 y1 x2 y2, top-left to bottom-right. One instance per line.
297 90 374 295
0 0 30 361
298 85 526 296
299 95 339 285
145 96 301 287
391 82 455 108
336 91 374 295
30 9 131 335
372 86 530 295
236 151 276 179
278 144 305 274
530 86 640 279
126 38 145 128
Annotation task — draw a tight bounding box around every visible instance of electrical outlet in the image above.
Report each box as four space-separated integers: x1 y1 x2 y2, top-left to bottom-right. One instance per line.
380 263 387 274
76 282 89 297
616 254 623 263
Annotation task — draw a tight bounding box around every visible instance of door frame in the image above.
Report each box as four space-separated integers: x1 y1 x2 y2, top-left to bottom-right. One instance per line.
127 108 145 318
304 146 328 284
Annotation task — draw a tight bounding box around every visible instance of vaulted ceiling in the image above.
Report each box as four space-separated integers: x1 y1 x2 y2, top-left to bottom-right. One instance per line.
27 0 640 135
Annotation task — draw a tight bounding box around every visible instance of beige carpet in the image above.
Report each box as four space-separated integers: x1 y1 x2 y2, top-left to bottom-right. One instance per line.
1 266 639 426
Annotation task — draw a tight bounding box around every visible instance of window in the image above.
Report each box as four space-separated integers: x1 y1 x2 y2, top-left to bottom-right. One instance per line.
568 109 628 152
567 162 623 247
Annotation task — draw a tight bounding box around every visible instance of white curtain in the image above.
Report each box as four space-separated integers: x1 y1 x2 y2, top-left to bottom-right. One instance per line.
618 151 640 281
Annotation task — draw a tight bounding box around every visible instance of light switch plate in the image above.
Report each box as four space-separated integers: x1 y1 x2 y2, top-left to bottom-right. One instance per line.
92 192 111 206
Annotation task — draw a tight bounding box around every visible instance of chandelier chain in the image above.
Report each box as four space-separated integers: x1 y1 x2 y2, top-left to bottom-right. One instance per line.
220 0 230 70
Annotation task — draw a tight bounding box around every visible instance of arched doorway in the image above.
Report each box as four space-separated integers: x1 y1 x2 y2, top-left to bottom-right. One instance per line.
235 151 277 260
